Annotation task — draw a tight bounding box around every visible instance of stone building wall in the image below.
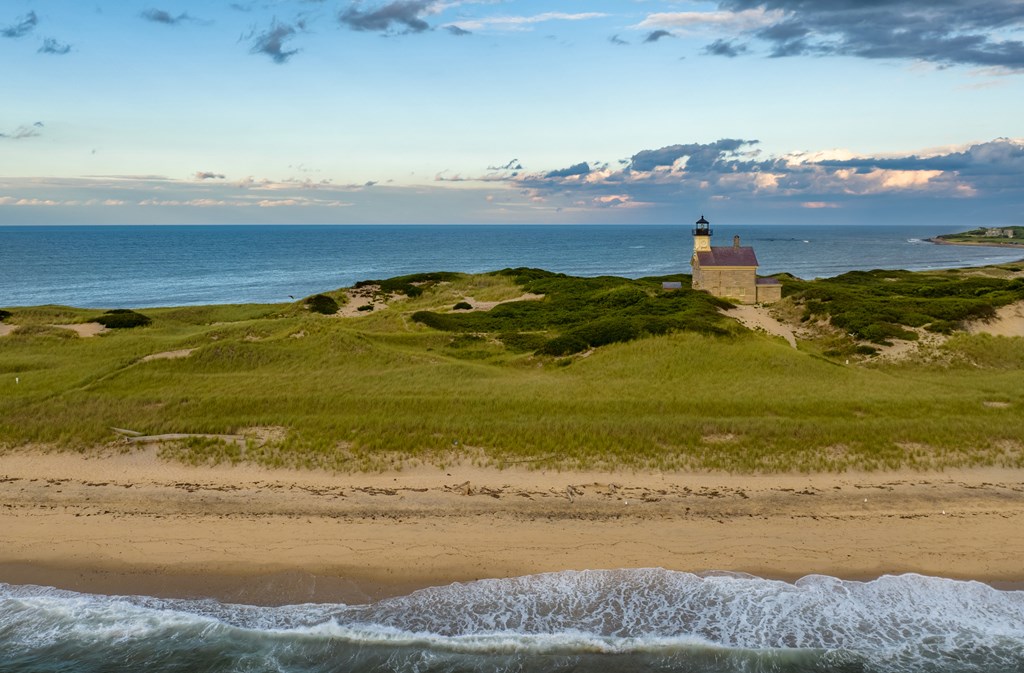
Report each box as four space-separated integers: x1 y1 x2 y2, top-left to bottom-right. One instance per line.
698 267 757 303
755 283 782 304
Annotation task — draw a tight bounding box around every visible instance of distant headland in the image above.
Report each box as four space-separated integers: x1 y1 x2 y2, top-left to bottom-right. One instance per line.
930 226 1024 248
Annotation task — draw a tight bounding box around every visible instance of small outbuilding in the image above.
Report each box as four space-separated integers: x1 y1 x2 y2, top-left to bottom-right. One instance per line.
690 215 780 304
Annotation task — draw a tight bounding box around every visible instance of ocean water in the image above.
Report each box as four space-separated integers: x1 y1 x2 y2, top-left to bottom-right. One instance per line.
1 224 1023 308
2 570 1023 672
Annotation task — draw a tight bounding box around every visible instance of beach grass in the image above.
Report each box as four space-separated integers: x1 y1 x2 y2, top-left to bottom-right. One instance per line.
1 269 1023 472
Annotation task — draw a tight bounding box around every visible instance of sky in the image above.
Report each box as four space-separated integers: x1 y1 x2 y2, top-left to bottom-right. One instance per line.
1 0 1023 226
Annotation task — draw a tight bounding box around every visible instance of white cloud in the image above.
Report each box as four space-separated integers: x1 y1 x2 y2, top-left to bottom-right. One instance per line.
635 8 785 34
875 169 944 189
753 172 782 190
829 168 945 194
593 194 648 208
449 12 607 32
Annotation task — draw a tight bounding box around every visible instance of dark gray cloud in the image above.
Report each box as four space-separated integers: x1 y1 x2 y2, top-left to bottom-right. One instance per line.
195 171 226 180
0 125 42 140
249 20 299 63
488 159 523 171
445 25 470 36
38 38 71 54
705 39 747 57
2 11 37 38
630 139 756 172
141 9 193 25
609 34 628 46
545 162 591 178
644 29 673 43
339 1 434 34
716 0 1024 70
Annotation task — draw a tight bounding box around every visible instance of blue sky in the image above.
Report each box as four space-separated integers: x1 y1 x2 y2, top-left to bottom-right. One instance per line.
2 0 1023 225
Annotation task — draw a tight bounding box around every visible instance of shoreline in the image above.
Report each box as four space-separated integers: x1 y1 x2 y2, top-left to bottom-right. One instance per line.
927 236 1024 249
3 450 1024 605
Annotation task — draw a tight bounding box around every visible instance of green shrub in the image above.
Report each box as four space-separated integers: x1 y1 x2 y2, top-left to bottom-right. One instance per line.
594 286 647 308
412 311 455 330
926 319 960 334
94 309 152 329
305 294 339 315
499 332 549 353
453 301 473 311
567 317 640 348
902 313 932 328
538 334 589 356
785 268 1024 343
0 309 11 322
411 271 735 354
637 316 675 336
355 272 462 298
357 304 374 312
859 323 917 345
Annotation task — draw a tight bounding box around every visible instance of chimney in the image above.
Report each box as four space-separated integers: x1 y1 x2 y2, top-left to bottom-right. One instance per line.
733 235 740 249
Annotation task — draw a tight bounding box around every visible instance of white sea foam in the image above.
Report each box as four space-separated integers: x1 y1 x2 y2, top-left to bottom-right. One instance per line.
3 570 1024 672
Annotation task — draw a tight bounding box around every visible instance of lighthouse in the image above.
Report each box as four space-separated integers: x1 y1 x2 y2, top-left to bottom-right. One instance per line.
689 215 781 304
692 214 712 256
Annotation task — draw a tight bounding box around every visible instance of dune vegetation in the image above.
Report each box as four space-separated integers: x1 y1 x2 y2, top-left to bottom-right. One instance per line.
1 264 1023 473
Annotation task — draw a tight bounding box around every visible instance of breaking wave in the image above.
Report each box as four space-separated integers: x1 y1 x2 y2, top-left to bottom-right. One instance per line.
2 570 1023 672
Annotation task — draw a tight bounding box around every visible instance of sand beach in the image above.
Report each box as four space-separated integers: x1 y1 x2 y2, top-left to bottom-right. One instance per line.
2 448 1023 604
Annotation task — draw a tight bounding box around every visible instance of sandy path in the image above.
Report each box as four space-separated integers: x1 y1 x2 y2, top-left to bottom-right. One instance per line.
0 324 13 337
725 305 797 348
2 450 1023 604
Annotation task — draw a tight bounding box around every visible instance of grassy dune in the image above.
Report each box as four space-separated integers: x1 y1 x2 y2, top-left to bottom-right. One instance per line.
1 268 1023 472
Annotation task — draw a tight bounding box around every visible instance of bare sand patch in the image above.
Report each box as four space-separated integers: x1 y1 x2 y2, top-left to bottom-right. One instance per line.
0 324 14 337
724 305 797 348
969 300 1024 337
337 286 399 316
459 293 544 312
53 322 108 337
870 327 954 364
140 348 197 362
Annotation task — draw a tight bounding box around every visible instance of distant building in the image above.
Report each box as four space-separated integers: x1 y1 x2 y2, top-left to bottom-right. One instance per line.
690 215 781 304
985 227 1015 238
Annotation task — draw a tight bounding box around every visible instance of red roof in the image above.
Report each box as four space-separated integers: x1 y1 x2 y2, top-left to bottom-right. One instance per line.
695 246 759 268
